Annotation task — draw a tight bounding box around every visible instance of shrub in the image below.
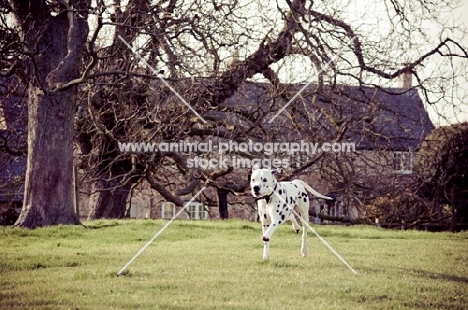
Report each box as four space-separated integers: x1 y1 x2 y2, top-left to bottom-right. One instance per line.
365 192 450 229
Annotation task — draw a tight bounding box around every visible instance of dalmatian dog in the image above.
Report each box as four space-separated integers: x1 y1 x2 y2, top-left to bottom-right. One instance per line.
251 167 332 259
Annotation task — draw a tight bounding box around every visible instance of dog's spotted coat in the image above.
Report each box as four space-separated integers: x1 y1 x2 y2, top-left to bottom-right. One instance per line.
251 167 331 259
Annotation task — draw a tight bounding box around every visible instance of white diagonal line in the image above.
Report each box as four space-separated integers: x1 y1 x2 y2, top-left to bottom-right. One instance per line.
117 187 207 276
118 36 207 124
293 210 358 274
268 186 358 274
268 36 357 123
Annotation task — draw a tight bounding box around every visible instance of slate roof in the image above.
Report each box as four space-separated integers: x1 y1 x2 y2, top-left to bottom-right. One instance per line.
0 78 434 202
220 82 434 151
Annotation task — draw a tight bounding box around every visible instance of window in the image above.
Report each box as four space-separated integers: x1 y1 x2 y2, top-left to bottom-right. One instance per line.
187 201 208 220
130 202 139 218
393 151 413 174
161 202 175 219
291 151 310 169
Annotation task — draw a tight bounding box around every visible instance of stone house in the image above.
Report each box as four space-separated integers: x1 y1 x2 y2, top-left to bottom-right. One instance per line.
113 73 434 221
0 74 434 222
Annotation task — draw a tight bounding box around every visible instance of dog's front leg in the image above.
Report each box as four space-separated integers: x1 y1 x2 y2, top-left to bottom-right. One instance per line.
263 240 270 259
263 221 279 242
257 199 271 259
262 221 279 259
262 210 280 260
257 199 269 235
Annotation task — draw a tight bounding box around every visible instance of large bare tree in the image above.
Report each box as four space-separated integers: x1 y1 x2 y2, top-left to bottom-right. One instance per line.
0 0 467 226
3 1 89 227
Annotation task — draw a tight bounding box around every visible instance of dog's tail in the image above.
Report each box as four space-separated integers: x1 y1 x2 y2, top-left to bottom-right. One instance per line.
291 180 333 200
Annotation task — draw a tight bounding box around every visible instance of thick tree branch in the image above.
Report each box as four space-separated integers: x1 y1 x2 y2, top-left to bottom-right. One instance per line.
145 170 185 207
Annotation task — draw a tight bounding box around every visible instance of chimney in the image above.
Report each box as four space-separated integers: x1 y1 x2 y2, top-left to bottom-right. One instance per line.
226 51 239 70
398 69 412 89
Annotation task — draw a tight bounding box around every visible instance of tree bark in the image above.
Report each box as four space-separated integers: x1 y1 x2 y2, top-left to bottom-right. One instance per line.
218 189 229 219
11 1 89 228
88 178 132 220
15 87 80 228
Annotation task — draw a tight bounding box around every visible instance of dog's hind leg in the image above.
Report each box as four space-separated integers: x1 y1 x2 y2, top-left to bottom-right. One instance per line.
296 202 309 257
301 217 308 257
288 213 301 233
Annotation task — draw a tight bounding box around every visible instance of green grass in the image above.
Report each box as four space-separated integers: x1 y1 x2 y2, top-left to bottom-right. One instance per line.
0 220 467 309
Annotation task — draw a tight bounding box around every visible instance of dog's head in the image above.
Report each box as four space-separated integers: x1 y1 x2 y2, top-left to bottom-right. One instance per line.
250 166 280 198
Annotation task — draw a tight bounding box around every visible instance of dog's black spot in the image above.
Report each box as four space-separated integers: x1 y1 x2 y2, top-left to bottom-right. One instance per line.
263 214 267 219
262 178 267 182
278 220 282 225
279 211 283 216
283 204 287 208
294 184 297 187
279 189 283 195
304 197 307 202
281 214 285 221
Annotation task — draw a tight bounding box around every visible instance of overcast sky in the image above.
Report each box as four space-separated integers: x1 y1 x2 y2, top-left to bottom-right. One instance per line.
440 1 468 126
424 0 468 126
245 0 468 127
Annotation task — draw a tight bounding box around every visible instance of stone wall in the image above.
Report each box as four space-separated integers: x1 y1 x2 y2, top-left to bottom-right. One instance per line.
77 171 359 221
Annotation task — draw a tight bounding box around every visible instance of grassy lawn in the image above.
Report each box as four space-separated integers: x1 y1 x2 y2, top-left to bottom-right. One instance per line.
0 220 467 309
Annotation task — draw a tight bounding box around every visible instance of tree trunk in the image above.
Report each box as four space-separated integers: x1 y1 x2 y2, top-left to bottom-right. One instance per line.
15 87 80 228
88 178 132 220
86 150 137 219
451 204 456 233
10 2 89 228
218 189 229 219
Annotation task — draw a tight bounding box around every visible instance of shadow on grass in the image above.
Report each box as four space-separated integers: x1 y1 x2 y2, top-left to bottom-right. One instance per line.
362 265 468 285
411 268 468 284
256 259 304 269
83 220 120 229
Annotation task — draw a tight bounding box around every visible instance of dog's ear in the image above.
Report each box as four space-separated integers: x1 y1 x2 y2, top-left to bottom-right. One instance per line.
252 164 260 171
